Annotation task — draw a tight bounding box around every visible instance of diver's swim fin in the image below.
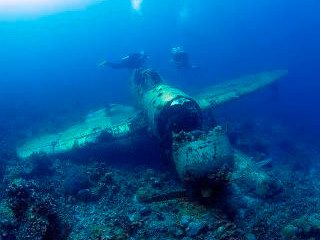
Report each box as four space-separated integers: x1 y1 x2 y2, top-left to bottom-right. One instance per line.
97 60 108 68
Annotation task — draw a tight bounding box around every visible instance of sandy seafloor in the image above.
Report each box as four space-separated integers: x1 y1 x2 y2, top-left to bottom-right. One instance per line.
0 105 320 240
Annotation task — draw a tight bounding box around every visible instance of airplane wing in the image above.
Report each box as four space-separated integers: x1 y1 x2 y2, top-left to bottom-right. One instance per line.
194 70 288 110
17 70 287 159
17 104 144 159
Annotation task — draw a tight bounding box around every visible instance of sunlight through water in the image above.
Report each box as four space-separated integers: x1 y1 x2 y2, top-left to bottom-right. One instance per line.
0 0 101 19
131 0 143 12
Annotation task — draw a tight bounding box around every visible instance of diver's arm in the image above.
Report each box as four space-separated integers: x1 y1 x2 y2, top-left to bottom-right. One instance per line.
97 60 108 67
121 56 130 61
97 60 123 69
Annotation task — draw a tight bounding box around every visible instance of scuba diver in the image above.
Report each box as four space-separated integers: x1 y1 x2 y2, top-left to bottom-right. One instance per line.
170 47 198 69
98 51 148 69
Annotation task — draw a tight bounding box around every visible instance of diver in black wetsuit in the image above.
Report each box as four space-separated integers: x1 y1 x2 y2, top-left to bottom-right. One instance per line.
99 51 148 69
170 47 198 69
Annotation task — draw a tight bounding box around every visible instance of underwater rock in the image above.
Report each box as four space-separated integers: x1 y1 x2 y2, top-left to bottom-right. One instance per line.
245 233 257 240
4 179 70 240
6 179 31 218
233 150 283 198
180 216 209 238
0 201 16 239
27 152 54 178
139 206 152 217
186 221 208 237
180 215 192 228
282 213 320 239
150 177 162 189
174 228 185 238
63 170 91 196
77 189 96 202
282 224 299 238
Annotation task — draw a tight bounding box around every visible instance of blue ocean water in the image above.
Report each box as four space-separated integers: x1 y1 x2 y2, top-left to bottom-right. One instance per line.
1 0 319 138
0 1 320 239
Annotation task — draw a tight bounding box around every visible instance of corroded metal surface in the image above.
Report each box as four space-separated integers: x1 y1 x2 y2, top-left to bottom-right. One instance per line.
17 105 139 158
172 126 234 185
17 69 287 162
195 70 288 110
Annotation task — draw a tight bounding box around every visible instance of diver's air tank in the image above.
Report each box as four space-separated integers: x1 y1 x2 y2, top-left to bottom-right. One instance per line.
132 68 202 139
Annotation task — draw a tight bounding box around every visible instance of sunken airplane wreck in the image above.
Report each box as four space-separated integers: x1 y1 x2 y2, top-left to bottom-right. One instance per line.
17 68 287 200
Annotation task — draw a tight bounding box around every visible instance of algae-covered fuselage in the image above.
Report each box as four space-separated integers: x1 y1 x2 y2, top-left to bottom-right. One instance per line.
17 68 287 197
